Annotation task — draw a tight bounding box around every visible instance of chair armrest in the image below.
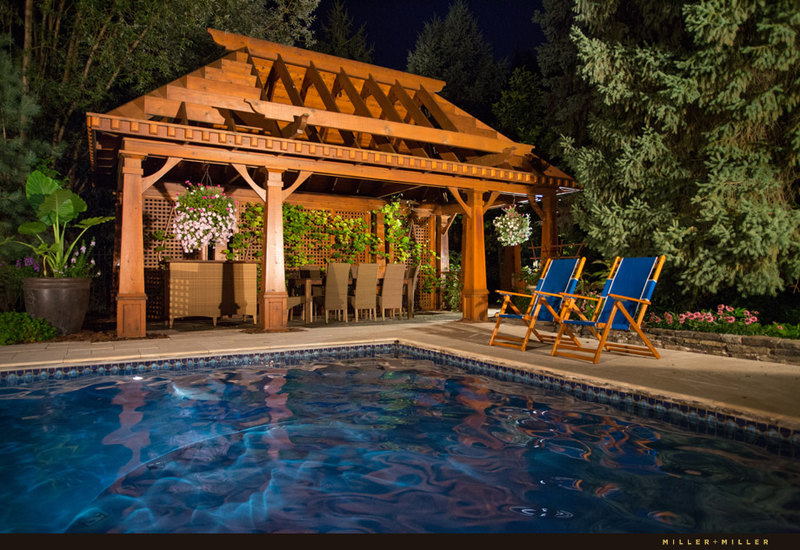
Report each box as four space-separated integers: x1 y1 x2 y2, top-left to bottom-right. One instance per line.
560 292 601 302
534 290 566 298
495 290 534 299
608 293 651 305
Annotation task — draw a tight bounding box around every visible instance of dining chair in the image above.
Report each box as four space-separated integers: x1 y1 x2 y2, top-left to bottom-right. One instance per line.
403 264 420 318
349 262 379 322
378 263 406 320
314 262 351 323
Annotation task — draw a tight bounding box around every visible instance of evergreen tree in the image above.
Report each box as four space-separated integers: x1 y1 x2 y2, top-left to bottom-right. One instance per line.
533 0 594 161
492 65 555 152
314 0 374 62
406 0 507 122
558 0 800 303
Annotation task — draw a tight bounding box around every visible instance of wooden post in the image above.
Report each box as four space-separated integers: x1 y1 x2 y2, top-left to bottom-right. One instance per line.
460 189 488 321
436 214 450 309
258 169 289 331
116 153 147 338
541 190 558 261
501 244 522 291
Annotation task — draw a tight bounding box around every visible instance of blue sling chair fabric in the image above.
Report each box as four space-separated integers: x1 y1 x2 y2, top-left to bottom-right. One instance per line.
489 257 586 351
551 255 666 364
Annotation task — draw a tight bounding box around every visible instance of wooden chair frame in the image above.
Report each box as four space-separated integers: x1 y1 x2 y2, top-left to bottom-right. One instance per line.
489 257 586 351
551 255 666 364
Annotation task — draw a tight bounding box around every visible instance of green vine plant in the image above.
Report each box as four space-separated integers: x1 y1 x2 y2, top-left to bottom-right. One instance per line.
223 202 264 262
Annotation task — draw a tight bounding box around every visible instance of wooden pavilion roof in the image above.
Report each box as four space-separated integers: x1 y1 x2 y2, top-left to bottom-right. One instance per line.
87 28 577 210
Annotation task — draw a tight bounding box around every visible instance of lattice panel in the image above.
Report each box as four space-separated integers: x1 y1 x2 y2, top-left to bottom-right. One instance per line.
412 221 436 310
143 197 184 267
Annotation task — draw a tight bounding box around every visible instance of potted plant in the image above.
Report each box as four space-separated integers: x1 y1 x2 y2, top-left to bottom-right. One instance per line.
0 169 113 334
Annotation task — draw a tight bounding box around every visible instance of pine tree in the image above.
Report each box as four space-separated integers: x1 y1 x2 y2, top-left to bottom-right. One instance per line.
533 0 594 161
406 0 507 122
492 65 555 151
555 0 800 302
314 0 374 63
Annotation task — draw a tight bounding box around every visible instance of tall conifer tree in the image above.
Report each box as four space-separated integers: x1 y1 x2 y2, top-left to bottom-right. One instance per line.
555 0 800 302
406 0 507 121
314 0 374 63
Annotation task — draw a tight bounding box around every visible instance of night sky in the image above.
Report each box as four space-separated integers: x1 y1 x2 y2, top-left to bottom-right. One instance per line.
314 0 546 70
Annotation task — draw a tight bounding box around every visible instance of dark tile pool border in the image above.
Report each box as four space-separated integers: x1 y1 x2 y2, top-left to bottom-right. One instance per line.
1 340 798 456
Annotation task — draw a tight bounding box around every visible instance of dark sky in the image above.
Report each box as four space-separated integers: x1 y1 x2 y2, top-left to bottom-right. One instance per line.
314 0 546 71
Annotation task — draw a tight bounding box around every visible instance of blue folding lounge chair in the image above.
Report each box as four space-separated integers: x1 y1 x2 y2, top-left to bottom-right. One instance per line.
489 257 585 351
551 255 666 364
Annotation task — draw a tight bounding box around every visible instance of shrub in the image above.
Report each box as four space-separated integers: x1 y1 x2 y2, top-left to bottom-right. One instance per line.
646 304 800 340
0 311 59 345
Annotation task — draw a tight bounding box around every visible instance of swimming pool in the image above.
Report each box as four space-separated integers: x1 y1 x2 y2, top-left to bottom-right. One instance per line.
1 343 799 533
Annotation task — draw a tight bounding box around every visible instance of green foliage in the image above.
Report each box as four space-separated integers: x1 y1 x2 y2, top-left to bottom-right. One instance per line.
0 35 57 254
1 1 320 192
0 257 40 312
1 170 112 277
647 304 800 340
327 214 381 263
313 0 373 62
552 0 800 305
262 0 320 47
224 202 264 261
282 204 330 266
492 66 556 150
0 311 59 344
406 0 508 121
440 266 463 311
533 0 594 161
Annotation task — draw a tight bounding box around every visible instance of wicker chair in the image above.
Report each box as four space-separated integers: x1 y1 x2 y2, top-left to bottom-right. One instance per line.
314 262 351 323
403 264 420 318
378 263 406 320
349 262 379 322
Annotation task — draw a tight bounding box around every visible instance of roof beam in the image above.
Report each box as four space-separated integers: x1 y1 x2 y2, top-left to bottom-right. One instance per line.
362 75 428 157
389 81 459 163
300 61 358 147
159 85 527 155
209 28 446 92
335 70 395 153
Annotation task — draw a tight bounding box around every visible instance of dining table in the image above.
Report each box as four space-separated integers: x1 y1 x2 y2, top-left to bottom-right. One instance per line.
288 270 415 324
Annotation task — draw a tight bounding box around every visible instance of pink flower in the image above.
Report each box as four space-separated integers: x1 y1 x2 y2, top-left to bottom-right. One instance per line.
725 316 735 323
726 305 734 312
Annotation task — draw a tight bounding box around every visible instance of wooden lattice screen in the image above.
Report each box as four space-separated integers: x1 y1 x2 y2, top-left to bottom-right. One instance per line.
412 220 436 310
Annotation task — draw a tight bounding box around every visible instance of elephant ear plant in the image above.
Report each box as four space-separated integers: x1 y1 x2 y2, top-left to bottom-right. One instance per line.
1 170 113 277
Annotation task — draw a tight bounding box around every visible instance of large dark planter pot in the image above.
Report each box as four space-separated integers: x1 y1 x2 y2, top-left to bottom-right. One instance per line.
22 277 91 335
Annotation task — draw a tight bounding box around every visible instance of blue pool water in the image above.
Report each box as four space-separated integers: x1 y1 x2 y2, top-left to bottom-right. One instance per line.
1 353 799 534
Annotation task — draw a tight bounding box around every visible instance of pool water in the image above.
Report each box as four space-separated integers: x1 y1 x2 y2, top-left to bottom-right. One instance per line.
1 355 799 533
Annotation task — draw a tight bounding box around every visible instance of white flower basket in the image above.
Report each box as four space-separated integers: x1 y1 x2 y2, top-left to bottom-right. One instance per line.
493 205 531 247
171 181 238 255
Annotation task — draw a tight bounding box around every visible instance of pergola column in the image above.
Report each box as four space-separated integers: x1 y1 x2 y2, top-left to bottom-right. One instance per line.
461 189 488 321
116 153 147 338
540 190 558 260
258 169 288 331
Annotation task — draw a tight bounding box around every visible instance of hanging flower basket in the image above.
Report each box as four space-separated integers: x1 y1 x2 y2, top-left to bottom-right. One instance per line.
493 205 531 247
171 181 237 255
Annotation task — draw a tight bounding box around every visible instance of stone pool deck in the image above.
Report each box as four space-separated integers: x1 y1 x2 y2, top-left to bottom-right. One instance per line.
1 311 799 435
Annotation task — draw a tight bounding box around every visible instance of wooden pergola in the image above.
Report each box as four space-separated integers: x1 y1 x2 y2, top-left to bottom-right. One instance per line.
86 29 578 338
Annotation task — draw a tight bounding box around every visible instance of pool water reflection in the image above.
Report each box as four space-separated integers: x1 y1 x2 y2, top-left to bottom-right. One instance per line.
1 355 799 533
